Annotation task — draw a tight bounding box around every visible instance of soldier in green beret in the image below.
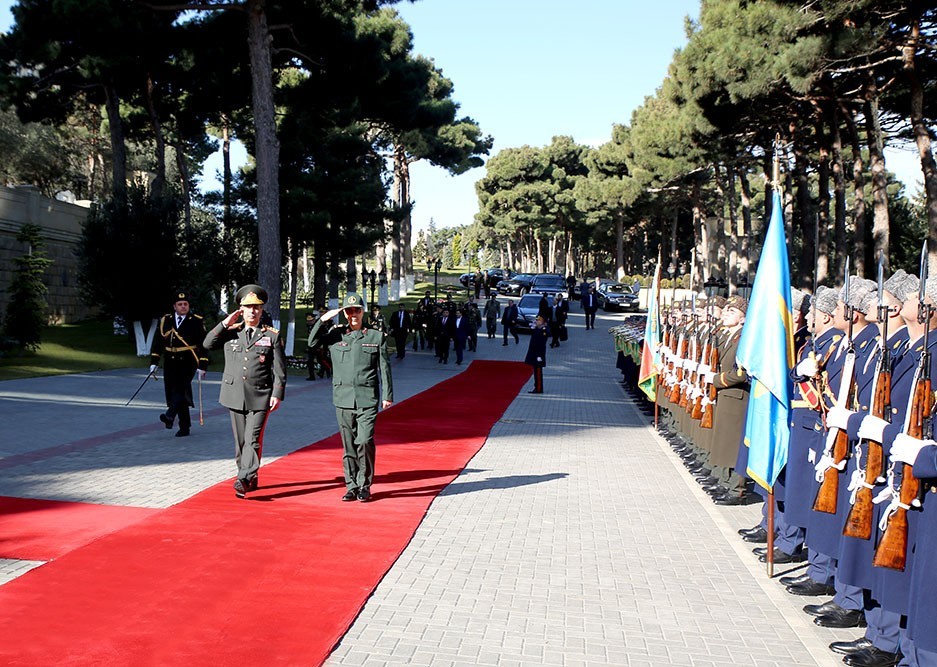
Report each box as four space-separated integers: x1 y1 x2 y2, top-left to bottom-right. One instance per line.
309 292 393 503
204 284 287 498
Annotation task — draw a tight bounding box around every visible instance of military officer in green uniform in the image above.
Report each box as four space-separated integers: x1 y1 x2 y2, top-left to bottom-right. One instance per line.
203 284 286 498
149 290 208 438
309 292 393 503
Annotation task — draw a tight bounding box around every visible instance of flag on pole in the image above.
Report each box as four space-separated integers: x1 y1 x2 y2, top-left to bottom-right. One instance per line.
736 190 795 490
638 258 662 401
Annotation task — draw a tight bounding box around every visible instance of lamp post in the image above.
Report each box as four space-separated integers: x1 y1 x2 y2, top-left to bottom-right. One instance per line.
433 259 442 301
378 269 387 306
737 274 753 299
368 269 377 306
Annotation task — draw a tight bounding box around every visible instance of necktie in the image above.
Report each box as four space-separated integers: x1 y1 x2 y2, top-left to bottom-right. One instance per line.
176 316 183 328
246 328 254 341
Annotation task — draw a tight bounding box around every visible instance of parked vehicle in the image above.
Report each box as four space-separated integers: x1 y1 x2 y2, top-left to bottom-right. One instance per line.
496 272 536 296
459 268 515 288
514 294 545 331
529 273 569 300
597 282 640 311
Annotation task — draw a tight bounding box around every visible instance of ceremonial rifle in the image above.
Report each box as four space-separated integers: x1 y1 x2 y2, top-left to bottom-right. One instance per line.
692 298 713 421
814 260 856 514
700 299 718 428
670 301 688 404
874 242 932 570
843 254 891 540
680 294 698 409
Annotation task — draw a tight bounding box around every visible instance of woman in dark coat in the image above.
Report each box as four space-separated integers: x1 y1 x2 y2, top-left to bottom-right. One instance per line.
525 315 550 394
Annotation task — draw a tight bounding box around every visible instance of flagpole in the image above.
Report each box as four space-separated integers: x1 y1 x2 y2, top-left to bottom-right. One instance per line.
765 134 783 578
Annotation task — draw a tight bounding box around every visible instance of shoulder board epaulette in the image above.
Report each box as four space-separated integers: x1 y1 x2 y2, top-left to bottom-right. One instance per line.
263 325 279 334
193 314 203 320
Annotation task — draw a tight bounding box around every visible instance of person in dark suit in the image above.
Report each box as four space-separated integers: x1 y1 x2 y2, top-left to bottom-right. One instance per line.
452 308 471 365
582 285 599 329
149 290 208 438
525 315 549 393
308 292 393 503
435 307 453 363
537 294 551 322
412 303 427 351
549 294 568 348
389 303 412 359
203 284 286 498
502 300 519 345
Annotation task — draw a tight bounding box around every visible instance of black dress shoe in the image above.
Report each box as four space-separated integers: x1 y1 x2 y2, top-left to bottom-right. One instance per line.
758 548 805 563
829 638 874 656
502 342 508 346
786 580 836 596
234 479 247 499
705 486 730 499
814 608 866 628
357 487 371 502
341 489 358 502
843 647 900 667
159 413 173 429
695 475 719 486
741 527 768 543
248 477 259 491
738 523 762 536
528 390 543 394
803 600 843 617
716 492 759 506
175 428 190 437
780 573 812 587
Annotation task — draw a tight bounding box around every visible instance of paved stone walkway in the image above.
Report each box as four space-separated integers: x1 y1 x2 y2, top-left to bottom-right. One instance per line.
1 303 853 665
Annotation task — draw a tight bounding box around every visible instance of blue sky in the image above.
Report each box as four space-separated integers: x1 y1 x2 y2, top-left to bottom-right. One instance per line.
0 0 922 234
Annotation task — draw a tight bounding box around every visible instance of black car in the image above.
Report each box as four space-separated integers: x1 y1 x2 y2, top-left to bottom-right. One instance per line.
514 294 545 331
497 272 536 296
459 268 515 288
597 282 640 311
529 273 569 299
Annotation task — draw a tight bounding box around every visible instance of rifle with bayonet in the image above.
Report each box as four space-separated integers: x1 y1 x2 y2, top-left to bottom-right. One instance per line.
844 254 891 540
814 260 857 514
692 299 714 421
700 301 719 429
874 242 932 570
670 302 688 404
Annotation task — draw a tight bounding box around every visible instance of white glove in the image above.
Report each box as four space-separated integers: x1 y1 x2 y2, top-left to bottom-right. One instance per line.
857 415 889 443
149 364 158 374
196 369 206 380
890 433 935 465
826 406 855 430
537 357 542 363
795 356 818 377
703 371 715 384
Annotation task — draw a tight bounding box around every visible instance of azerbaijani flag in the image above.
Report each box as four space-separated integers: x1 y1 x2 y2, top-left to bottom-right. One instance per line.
736 190 795 490
638 257 662 401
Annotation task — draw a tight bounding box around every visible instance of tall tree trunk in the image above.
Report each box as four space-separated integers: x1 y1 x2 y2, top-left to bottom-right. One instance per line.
143 73 166 200
831 112 848 278
815 119 830 286
727 162 739 287
565 228 574 277
313 240 327 308
222 116 232 230
400 153 413 294
247 0 282 323
103 82 127 204
792 127 812 286
285 241 299 356
172 137 193 231
865 86 890 272
615 213 625 281
737 164 752 290
903 18 937 268
841 103 868 276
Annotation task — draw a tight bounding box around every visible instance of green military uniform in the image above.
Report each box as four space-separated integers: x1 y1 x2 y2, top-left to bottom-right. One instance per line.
309 293 393 499
203 285 286 495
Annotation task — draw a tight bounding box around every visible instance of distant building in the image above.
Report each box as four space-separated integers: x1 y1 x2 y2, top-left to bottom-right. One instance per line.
0 184 92 324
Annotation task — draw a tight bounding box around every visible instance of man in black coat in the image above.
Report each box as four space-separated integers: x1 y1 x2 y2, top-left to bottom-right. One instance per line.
525 315 549 393
388 303 412 359
549 294 568 348
582 285 599 330
452 308 471 365
502 300 519 345
150 290 208 438
435 307 454 363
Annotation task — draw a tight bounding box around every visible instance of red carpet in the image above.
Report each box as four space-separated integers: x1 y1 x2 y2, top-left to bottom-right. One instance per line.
0 360 531 666
0 497 158 561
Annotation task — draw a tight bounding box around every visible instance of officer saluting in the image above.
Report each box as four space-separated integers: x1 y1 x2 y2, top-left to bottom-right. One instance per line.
309 293 393 503
150 290 208 438
203 284 286 498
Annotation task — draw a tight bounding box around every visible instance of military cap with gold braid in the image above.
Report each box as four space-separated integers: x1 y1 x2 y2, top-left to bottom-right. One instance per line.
342 292 364 310
236 284 267 306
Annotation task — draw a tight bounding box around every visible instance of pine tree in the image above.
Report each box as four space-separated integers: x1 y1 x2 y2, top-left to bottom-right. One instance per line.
4 223 53 351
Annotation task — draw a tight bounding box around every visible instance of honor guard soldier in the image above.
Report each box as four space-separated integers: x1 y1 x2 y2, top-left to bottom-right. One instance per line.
203 284 286 498
149 290 208 437
309 293 393 503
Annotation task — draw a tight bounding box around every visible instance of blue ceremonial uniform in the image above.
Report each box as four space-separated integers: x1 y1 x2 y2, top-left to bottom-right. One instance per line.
908 443 937 657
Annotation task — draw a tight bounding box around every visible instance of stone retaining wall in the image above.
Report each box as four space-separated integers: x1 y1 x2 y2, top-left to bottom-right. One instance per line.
0 185 91 324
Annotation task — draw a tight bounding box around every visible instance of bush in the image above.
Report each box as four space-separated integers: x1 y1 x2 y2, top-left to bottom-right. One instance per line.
3 223 53 351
